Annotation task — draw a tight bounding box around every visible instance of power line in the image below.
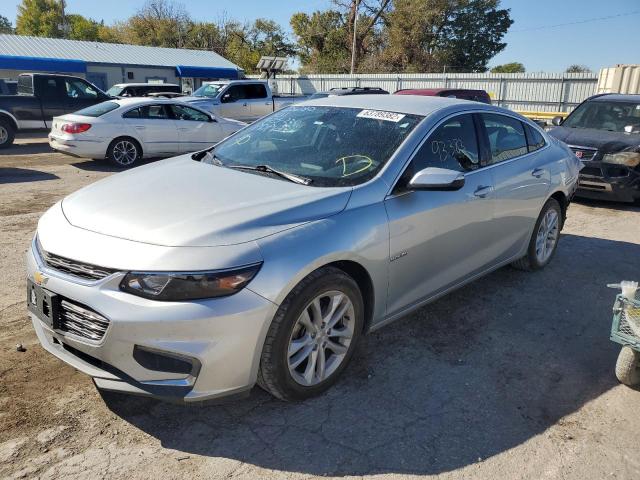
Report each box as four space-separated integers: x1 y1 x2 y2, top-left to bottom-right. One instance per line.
509 10 640 33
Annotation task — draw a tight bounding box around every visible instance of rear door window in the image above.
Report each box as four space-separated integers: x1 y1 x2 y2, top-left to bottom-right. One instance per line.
140 104 170 119
525 124 546 152
481 113 528 164
247 84 268 99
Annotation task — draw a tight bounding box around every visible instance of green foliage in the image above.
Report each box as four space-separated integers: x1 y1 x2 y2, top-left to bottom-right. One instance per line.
66 14 101 41
0 14 14 33
16 0 64 37
293 0 513 73
565 64 591 73
490 62 525 73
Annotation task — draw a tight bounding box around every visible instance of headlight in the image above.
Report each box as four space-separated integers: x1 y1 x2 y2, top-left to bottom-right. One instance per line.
119 263 261 301
602 152 640 167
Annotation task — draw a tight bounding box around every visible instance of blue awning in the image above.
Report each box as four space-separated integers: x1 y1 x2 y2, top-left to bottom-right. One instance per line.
0 55 86 73
176 65 240 79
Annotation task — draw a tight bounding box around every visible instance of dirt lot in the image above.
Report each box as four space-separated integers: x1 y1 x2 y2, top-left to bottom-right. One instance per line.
1 134 640 480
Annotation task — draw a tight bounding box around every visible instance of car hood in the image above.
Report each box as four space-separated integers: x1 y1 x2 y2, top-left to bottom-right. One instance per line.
548 126 640 153
61 155 351 247
180 96 219 110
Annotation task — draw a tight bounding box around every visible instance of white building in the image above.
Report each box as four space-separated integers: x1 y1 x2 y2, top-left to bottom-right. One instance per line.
0 34 242 93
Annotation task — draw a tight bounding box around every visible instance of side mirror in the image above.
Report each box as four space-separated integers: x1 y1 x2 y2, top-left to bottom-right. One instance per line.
221 93 233 103
551 116 563 126
408 167 465 191
208 114 217 122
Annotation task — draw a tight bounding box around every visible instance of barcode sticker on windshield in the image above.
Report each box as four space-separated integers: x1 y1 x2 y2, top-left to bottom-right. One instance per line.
357 110 406 122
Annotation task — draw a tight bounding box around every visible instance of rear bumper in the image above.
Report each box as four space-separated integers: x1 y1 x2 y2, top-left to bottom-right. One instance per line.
49 134 108 159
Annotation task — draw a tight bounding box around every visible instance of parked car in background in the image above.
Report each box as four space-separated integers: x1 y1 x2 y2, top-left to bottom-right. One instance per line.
29 95 581 403
0 79 17 95
48 98 245 167
307 87 389 100
180 80 301 122
395 88 492 104
0 73 110 148
548 93 640 202
106 83 181 98
145 91 185 99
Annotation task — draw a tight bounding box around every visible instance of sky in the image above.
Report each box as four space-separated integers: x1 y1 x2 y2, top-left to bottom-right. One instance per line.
1 0 638 73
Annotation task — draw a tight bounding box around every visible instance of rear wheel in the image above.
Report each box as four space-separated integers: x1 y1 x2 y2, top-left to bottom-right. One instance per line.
0 118 15 149
512 198 562 271
615 346 640 386
257 267 364 401
107 137 141 168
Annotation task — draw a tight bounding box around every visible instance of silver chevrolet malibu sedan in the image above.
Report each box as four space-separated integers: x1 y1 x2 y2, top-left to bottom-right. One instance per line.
27 95 582 402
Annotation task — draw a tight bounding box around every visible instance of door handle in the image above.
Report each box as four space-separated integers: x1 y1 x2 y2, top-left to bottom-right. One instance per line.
134 125 145 130
473 185 493 198
242 102 248 107
177 127 188 131
531 168 546 178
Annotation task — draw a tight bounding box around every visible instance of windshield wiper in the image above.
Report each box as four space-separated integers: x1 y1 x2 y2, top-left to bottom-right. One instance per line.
227 164 312 185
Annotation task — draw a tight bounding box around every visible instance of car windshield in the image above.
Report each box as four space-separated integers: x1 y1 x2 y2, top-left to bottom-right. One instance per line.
193 83 225 98
207 106 423 187
563 100 640 133
74 101 120 117
106 86 124 96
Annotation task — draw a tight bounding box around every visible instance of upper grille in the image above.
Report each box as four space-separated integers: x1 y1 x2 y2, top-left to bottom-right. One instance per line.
59 299 110 342
37 241 116 281
569 146 597 161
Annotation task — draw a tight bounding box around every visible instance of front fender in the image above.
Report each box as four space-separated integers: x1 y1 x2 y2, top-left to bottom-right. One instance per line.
251 203 390 326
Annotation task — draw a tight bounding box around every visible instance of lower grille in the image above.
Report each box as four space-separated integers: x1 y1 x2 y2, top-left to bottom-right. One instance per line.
59 299 110 342
580 166 602 177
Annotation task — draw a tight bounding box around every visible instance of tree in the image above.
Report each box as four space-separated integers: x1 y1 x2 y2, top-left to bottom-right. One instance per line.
565 64 591 74
0 15 14 33
16 0 64 38
491 62 525 73
66 14 101 41
292 0 513 73
123 0 191 47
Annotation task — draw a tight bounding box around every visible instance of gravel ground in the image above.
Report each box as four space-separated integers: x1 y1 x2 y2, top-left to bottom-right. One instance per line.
1 134 640 480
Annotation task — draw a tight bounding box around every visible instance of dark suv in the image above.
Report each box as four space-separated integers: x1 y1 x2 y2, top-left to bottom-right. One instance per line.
548 93 640 202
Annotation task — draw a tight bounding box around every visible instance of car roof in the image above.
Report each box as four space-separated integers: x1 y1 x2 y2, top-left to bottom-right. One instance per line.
297 94 493 116
112 83 179 88
396 88 487 95
590 93 640 102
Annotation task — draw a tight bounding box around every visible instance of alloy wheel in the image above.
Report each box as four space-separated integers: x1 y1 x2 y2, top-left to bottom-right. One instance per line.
535 208 559 264
287 290 355 386
0 126 8 145
112 140 138 166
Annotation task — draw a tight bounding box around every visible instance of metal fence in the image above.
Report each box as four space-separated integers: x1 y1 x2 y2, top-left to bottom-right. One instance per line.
250 72 598 112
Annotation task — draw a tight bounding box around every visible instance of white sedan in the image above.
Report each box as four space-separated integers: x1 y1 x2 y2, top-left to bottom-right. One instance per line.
48 98 246 167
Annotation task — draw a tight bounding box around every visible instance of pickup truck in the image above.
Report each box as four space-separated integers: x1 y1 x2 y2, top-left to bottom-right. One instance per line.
180 80 302 122
0 73 110 148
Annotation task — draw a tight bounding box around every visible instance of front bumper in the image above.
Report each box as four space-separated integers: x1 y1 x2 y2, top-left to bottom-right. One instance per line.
576 161 640 203
26 241 278 403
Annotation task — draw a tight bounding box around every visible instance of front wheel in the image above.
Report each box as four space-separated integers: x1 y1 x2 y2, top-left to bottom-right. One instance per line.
257 267 364 401
0 118 15 149
616 346 640 386
511 198 562 271
107 137 141 168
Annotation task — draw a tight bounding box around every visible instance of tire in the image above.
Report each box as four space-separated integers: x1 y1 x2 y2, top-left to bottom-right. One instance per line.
106 137 141 168
511 198 562 271
0 117 16 149
257 266 364 401
615 346 640 386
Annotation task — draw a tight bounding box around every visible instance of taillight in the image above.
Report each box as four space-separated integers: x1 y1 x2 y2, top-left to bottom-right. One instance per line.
61 123 92 134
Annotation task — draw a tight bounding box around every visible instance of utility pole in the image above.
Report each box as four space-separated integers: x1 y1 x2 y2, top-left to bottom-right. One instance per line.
350 0 360 75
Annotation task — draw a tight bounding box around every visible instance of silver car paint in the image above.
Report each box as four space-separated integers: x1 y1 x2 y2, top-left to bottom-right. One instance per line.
28 95 581 401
